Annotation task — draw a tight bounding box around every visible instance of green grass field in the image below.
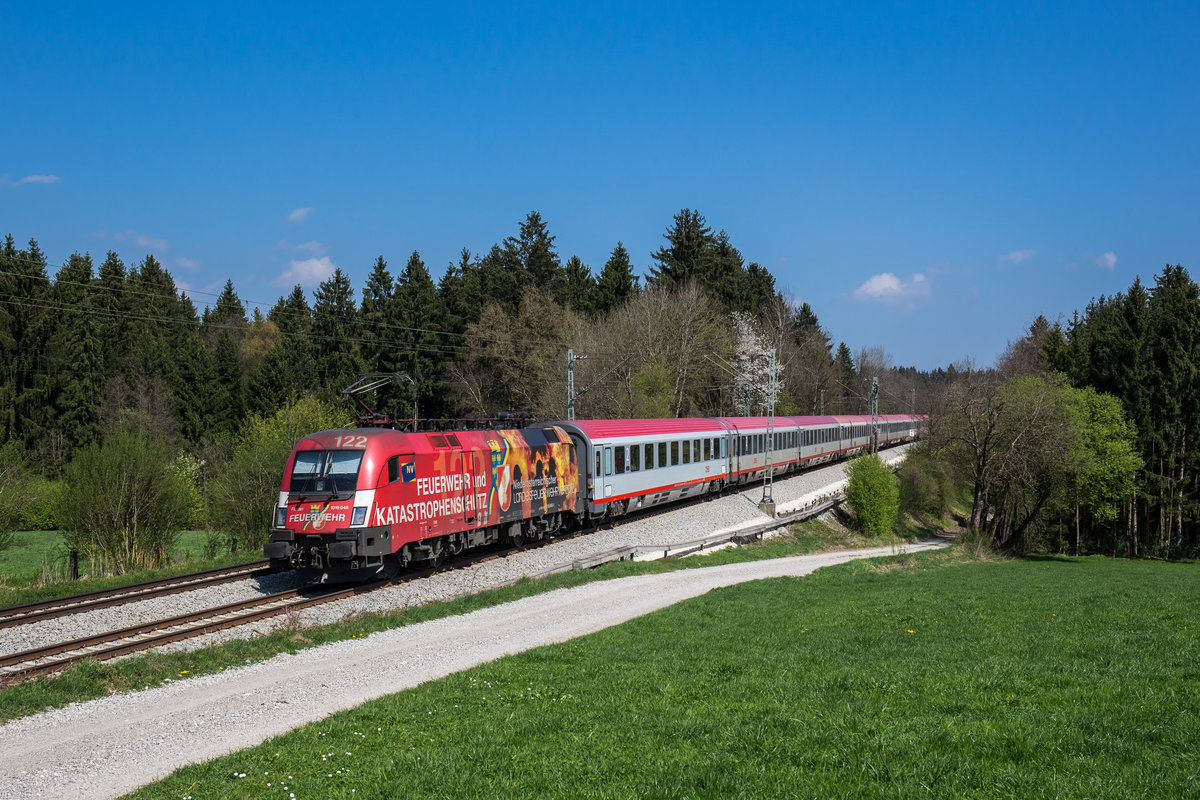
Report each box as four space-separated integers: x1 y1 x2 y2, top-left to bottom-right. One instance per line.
129 553 1199 800
0 530 261 608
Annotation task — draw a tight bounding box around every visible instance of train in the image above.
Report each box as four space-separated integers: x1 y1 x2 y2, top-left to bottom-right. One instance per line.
264 413 927 581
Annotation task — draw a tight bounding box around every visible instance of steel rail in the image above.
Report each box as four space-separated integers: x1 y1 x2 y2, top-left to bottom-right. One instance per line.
0 581 386 684
0 561 273 630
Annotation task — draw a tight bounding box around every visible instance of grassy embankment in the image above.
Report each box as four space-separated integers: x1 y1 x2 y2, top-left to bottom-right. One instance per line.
131 552 1199 800
0 530 261 608
0 511 911 724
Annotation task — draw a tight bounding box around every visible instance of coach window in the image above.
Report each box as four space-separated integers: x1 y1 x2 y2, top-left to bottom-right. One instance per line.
720 438 726 458
595 450 601 477
604 446 613 476
658 442 667 468
671 440 679 465
693 439 701 460
631 445 640 471
703 438 711 461
682 440 691 464
643 443 653 469
615 446 626 474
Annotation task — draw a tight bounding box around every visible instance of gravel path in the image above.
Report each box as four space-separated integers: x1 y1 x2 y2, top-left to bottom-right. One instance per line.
0 535 945 800
0 445 910 660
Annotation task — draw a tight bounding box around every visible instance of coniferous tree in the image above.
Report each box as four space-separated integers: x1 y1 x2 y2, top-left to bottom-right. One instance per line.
46 254 104 460
595 242 637 315
208 330 245 437
438 248 482 334
311 268 364 397
1146 264 1200 555
506 211 565 303
648 209 716 289
0 237 52 449
835 342 857 413
360 255 396 374
254 285 315 416
94 251 129 375
396 250 447 419
563 255 596 315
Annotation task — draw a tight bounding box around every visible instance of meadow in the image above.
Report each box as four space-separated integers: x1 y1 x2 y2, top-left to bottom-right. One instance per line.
130 553 1199 799
0 530 260 607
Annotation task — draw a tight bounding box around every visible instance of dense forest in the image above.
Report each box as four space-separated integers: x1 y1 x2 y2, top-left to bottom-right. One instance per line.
1 209 1195 567
0 210 931 474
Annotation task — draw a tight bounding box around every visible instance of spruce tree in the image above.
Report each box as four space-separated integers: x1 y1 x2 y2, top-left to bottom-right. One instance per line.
396 250 447 418
563 255 596 315
506 211 565 302
595 242 637 314
311 268 364 397
835 342 857 413
0 238 52 448
46 254 104 458
438 248 481 334
648 209 716 289
360 255 397 374
94 251 129 375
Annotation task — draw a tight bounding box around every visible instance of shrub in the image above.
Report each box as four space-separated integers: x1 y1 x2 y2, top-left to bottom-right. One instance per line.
19 478 62 531
898 447 954 520
0 440 36 550
57 428 193 574
845 453 900 538
208 396 352 553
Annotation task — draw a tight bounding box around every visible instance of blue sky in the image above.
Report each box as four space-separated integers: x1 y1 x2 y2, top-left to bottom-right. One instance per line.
2 2 1197 370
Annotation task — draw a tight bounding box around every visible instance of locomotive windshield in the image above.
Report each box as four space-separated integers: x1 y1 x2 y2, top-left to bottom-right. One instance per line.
289 450 363 496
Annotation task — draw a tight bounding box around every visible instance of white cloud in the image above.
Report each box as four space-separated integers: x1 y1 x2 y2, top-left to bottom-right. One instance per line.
273 256 335 287
1096 251 1117 270
11 174 61 186
113 229 169 252
174 256 201 271
273 239 328 256
853 271 931 303
287 206 315 223
999 249 1036 263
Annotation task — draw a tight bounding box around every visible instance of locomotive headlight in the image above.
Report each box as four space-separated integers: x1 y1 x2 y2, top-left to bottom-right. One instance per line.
274 506 286 528
351 506 368 526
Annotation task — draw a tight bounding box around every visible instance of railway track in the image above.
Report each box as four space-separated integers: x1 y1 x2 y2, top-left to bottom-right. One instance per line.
0 542 548 685
0 579 388 685
0 561 272 630
0 468 819 686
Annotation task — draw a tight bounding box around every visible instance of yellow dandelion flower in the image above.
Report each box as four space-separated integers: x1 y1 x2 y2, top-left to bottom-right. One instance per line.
906 629 915 634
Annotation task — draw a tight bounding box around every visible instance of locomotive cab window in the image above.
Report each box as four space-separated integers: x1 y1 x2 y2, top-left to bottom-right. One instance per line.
290 450 363 495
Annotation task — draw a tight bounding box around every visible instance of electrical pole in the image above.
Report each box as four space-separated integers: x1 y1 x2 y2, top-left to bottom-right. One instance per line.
759 348 777 516
567 349 587 421
869 376 879 453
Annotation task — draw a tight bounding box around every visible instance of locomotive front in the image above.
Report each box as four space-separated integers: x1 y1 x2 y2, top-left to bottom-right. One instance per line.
264 429 399 581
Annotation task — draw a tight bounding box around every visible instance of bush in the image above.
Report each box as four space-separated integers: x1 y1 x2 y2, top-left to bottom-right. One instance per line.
898 447 954 520
845 453 900 538
19 478 62 531
208 396 352 553
57 428 193 574
0 440 35 550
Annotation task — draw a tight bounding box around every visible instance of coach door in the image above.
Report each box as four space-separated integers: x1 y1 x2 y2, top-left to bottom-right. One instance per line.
463 451 482 527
